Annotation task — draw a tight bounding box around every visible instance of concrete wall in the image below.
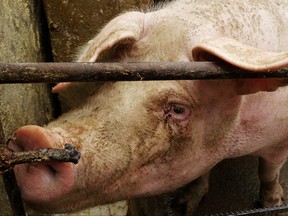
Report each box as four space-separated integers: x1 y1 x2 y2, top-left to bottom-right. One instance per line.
0 0 54 214
44 0 153 62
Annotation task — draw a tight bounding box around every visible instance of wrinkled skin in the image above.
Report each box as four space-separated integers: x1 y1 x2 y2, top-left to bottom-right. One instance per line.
9 0 288 214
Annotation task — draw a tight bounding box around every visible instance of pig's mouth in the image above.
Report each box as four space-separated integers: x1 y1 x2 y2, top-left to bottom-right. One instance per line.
8 125 76 208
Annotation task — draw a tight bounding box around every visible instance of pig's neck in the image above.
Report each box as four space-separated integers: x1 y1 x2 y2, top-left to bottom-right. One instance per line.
222 88 288 158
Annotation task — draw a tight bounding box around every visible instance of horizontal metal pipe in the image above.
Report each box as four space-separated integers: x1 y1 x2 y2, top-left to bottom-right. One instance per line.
0 62 288 83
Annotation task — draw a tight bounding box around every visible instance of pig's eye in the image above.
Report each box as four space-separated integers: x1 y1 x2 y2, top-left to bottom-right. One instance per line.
172 106 185 114
164 104 190 121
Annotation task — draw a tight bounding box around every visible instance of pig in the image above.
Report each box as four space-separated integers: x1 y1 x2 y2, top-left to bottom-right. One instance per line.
8 0 288 214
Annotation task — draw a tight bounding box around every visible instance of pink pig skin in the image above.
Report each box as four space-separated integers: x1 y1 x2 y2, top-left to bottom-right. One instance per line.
9 0 288 214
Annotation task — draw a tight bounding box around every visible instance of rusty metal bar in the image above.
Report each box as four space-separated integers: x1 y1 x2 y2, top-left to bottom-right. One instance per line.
0 62 288 83
0 143 80 174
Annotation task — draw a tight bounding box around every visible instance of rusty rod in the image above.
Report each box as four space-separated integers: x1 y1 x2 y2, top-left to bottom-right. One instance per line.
0 143 81 174
0 62 288 83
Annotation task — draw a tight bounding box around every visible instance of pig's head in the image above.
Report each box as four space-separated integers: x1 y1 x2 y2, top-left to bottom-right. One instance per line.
10 11 288 213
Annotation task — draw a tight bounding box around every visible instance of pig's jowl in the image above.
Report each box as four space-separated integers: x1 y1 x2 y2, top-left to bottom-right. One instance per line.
9 0 288 214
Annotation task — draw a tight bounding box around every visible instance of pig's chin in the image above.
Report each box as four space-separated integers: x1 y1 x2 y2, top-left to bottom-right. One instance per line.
8 125 76 209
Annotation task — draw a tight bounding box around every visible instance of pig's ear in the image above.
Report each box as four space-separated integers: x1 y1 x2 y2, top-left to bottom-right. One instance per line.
52 12 145 93
77 11 144 62
192 37 288 94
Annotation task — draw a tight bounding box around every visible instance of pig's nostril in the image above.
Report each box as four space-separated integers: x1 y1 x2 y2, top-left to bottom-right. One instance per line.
7 138 24 152
47 164 58 176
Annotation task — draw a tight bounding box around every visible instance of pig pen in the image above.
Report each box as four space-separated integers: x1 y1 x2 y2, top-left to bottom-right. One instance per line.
1 0 288 216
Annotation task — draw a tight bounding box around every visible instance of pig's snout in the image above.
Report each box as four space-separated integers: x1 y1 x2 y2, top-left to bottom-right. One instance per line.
8 125 76 207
